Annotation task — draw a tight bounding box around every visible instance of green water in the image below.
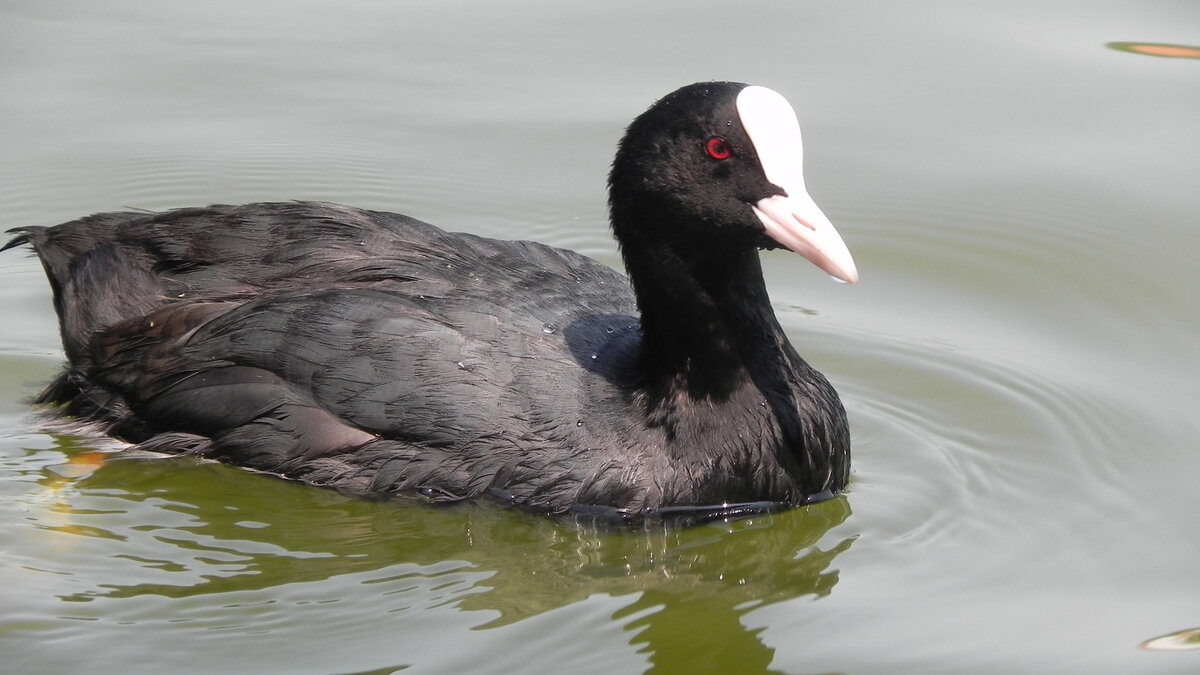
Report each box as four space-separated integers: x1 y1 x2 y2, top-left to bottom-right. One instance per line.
2 1 1198 673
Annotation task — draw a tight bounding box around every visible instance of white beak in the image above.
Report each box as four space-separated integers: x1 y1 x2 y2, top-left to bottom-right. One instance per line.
751 192 859 284
737 86 859 284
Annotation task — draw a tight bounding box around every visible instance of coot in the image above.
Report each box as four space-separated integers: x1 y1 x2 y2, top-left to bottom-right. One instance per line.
6 82 858 518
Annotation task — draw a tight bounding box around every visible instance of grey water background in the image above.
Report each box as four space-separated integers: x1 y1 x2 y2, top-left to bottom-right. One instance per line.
2 1 1199 673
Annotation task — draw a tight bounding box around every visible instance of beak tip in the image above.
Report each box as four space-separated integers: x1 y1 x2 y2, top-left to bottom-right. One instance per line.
752 195 859 285
828 262 859 285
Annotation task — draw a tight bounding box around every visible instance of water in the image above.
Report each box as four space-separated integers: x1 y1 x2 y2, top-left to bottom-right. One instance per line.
3 1 1199 673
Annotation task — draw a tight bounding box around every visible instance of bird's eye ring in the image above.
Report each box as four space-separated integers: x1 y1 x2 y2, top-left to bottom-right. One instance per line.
705 137 732 160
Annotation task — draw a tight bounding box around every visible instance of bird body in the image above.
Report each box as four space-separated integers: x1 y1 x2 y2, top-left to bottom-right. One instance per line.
7 82 856 518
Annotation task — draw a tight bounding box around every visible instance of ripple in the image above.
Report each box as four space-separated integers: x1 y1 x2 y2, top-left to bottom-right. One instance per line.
834 193 1194 362
790 316 1156 560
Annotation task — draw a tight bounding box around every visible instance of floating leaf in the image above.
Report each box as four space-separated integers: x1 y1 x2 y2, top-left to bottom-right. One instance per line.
1140 627 1200 651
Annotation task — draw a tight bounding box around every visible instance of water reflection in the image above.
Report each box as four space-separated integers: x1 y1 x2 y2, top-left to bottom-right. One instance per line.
26 442 852 666
613 523 852 673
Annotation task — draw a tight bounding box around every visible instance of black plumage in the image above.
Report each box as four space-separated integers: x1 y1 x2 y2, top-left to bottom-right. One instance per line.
5 82 856 518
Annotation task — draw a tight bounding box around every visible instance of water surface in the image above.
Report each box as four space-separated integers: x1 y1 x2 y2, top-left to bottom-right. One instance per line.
3 1 1199 673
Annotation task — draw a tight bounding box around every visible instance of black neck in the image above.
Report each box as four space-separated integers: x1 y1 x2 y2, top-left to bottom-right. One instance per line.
613 198 788 404
610 198 848 499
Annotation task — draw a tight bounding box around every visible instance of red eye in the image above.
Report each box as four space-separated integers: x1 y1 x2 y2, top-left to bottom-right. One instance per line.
705 137 732 160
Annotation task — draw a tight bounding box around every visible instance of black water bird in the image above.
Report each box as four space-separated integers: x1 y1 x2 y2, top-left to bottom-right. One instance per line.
6 82 858 518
